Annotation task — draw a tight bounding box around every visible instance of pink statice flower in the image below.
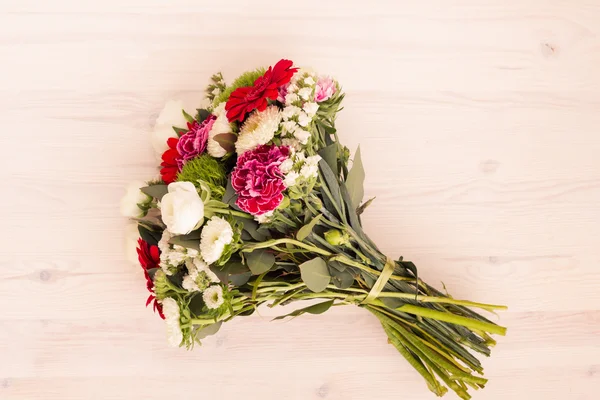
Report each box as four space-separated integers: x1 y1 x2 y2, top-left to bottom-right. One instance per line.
314 76 336 102
176 115 216 168
277 82 289 103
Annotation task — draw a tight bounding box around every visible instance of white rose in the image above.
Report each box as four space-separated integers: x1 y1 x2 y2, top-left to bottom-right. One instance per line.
120 181 150 218
161 182 205 235
124 223 140 265
151 100 189 157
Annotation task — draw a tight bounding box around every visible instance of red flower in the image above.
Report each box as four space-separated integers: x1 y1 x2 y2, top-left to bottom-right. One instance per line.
160 137 181 184
136 238 164 319
225 59 298 123
231 144 290 215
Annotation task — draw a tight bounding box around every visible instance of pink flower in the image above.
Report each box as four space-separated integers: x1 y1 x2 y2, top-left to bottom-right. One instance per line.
277 83 289 103
314 76 336 103
176 115 216 168
231 144 290 216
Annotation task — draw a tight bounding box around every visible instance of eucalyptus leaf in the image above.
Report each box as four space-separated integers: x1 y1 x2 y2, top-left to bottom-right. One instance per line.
196 321 223 339
236 217 267 241
140 184 168 201
246 249 275 275
345 146 365 209
296 214 323 241
300 257 330 292
328 260 347 272
223 179 237 206
272 299 334 321
330 268 355 289
229 271 252 286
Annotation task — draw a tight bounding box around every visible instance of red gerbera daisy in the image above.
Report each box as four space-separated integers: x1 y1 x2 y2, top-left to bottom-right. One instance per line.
160 137 181 184
225 59 298 123
136 238 165 319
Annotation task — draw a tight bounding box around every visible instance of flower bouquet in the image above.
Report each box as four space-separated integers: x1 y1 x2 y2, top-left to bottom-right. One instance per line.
121 59 507 399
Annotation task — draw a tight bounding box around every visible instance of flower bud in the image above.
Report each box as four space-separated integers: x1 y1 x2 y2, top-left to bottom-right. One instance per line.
324 229 349 246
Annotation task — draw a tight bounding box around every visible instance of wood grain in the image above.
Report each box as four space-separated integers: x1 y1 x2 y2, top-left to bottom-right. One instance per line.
1 0 599 399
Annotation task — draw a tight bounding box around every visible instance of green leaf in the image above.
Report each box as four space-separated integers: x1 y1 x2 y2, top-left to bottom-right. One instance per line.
296 214 323 241
182 109 195 124
138 224 161 246
229 271 252 286
318 143 339 178
169 235 200 250
236 217 267 241
328 260 347 272
213 133 237 153
173 126 187 135
223 179 237 205
196 321 222 339
246 249 275 275
300 257 330 292
330 268 355 289
345 146 365 209
140 184 168 201
273 299 334 321
196 109 211 123
357 196 376 215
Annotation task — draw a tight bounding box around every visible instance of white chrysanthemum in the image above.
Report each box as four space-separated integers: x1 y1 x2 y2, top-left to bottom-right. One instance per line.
282 105 301 121
303 102 319 117
235 106 282 154
298 87 313 101
162 298 183 347
284 171 300 187
285 93 299 105
200 216 234 264
300 164 319 179
293 129 311 145
304 76 315 85
279 158 294 174
297 112 312 127
255 210 274 224
203 285 224 309
207 103 231 158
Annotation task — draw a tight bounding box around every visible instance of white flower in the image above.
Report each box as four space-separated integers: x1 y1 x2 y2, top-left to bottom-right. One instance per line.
306 155 322 166
124 223 140 265
287 83 299 93
300 164 319 179
293 129 311 145
203 285 224 309
295 152 306 162
297 112 312 127
281 138 301 151
162 298 183 347
235 106 281 154
279 158 294 174
212 87 221 96
303 102 319 117
284 171 300 187
282 121 297 135
285 93 299 105
151 100 189 156
304 76 315 85
161 182 204 235
182 258 219 292
281 105 301 121
207 103 231 158
298 87 313 101
200 216 234 264
120 181 150 218
255 210 274 224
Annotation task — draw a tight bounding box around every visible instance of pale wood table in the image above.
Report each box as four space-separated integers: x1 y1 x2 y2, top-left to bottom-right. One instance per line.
1 1 599 399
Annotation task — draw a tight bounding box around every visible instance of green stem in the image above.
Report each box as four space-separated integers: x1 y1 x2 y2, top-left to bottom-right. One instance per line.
242 238 332 257
208 207 253 219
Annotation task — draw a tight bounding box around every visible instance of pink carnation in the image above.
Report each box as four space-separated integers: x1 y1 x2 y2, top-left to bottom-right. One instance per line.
231 144 290 216
314 76 336 103
176 115 216 168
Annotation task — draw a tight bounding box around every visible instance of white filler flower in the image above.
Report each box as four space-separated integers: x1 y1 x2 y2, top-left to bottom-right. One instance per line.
162 297 183 347
200 216 234 264
235 106 282 154
203 285 224 309
120 181 150 218
161 182 205 235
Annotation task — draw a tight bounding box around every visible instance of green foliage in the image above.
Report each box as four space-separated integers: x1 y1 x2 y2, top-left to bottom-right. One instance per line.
213 68 266 106
176 155 227 199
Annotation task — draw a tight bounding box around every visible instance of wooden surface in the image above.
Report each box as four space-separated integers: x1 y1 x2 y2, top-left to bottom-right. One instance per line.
1 1 599 399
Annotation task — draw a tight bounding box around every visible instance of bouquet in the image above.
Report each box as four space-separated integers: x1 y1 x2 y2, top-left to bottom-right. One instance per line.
121 59 507 399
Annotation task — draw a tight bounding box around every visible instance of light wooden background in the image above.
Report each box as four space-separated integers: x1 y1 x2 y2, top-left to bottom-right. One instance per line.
1 1 599 399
